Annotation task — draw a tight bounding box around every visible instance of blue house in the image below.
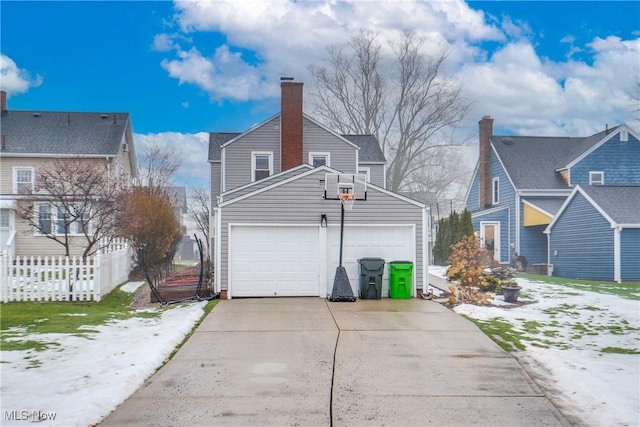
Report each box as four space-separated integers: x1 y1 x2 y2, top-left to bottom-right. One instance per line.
465 116 640 282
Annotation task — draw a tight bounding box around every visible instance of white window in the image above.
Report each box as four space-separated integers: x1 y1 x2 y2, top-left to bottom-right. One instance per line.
620 130 628 142
251 152 273 182
589 171 604 185
358 167 371 183
0 209 10 228
309 152 331 168
492 177 499 204
35 203 88 236
14 167 35 193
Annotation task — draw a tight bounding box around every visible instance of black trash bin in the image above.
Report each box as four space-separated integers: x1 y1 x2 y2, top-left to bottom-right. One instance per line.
358 258 385 299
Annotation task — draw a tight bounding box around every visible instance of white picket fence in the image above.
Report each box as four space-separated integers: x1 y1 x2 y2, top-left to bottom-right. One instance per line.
0 240 132 302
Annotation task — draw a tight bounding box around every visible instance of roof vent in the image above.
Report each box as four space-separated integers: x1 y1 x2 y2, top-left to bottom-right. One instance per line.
100 114 108 119
502 137 514 145
32 112 41 117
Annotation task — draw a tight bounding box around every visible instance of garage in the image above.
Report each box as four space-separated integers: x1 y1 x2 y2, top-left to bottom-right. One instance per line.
326 225 415 297
229 225 320 297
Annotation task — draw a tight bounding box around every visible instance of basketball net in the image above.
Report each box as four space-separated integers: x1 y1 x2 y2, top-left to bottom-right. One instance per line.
338 193 356 210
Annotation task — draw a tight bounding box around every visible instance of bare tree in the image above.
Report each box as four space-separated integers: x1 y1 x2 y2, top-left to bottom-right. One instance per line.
136 146 181 195
17 158 127 259
310 30 470 192
186 187 211 261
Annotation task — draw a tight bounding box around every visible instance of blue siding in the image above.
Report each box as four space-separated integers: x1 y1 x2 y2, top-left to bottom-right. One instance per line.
466 168 480 211
570 133 640 186
620 229 640 281
520 225 547 264
549 193 615 280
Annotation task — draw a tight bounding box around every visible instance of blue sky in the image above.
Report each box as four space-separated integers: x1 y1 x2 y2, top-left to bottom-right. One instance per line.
2 1 639 188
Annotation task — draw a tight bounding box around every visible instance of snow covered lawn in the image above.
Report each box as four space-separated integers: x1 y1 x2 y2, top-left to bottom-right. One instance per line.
0 281 208 426
430 266 640 427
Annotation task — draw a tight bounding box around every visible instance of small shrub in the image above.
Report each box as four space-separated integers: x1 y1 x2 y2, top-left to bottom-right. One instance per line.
446 235 491 287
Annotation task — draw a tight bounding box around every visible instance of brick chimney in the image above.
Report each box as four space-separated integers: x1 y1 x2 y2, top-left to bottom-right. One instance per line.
280 78 304 171
479 115 494 208
1 91 7 111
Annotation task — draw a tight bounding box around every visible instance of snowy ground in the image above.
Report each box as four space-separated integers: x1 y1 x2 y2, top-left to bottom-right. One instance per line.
0 281 207 426
2 276 639 427
430 266 640 427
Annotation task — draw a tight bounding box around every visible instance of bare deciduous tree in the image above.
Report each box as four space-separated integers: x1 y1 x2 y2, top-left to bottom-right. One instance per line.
310 29 470 193
186 187 211 262
136 146 181 195
17 158 127 259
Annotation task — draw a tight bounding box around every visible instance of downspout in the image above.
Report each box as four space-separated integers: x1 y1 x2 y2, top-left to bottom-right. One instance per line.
214 206 222 296
423 207 430 294
614 227 621 283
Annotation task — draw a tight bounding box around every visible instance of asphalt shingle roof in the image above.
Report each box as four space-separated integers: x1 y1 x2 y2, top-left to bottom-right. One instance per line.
208 133 240 161
580 185 640 225
492 127 616 190
1 110 130 156
341 134 386 162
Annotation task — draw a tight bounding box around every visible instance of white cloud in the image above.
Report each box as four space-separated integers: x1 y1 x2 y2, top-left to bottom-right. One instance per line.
134 131 210 189
0 54 43 95
158 0 639 136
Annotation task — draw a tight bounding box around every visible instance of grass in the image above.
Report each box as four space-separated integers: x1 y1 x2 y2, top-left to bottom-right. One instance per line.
519 273 640 300
462 316 528 352
1 284 160 351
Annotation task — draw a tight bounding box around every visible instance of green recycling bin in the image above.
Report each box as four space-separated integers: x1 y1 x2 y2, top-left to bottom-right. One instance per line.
358 258 385 299
389 261 413 299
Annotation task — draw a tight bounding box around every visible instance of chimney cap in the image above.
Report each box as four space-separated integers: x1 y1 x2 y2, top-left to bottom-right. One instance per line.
280 76 295 81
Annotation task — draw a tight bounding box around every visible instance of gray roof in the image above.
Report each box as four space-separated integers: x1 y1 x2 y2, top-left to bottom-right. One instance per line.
0 110 130 156
492 127 616 190
580 185 640 225
208 132 240 161
522 197 566 215
341 135 386 163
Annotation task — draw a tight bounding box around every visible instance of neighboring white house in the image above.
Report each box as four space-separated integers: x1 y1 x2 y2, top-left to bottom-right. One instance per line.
208 79 430 299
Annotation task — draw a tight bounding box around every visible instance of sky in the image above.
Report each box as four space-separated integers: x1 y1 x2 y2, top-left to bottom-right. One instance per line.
1 1 639 189
1 275 638 426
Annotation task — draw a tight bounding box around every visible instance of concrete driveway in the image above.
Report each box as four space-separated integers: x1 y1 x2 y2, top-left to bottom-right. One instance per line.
100 298 569 426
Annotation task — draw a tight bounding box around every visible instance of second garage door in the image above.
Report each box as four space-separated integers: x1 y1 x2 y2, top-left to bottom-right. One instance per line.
229 226 320 297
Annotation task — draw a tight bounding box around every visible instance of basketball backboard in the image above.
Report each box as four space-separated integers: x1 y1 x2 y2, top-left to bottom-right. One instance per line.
324 173 367 201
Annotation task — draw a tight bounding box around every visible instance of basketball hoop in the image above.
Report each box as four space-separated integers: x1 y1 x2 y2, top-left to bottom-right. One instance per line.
338 192 356 210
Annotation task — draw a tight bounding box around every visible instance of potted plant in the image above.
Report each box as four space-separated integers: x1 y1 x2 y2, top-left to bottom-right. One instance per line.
501 281 521 303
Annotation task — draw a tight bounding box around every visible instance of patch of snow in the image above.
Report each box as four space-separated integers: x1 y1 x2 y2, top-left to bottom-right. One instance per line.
120 281 145 293
0 296 206 426
454 276 640 426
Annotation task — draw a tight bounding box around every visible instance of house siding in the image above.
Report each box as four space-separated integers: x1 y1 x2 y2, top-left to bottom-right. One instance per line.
360 163 385 188
620 228 640 281
211 162 221 202
570 132 640 186
223 116 282 191
303 117 357 174
465 168 480 211
219 169 424 291
549 192 615 280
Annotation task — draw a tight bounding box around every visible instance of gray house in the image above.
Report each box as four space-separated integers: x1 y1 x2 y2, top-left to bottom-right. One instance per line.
209 79 429 299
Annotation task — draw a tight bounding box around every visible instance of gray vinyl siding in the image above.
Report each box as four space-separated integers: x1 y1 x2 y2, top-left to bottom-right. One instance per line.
222 166 312 202
303 117 357 174
620 228 640 281
223 116 281 191
360 163 385 188
549 192 614 280
211 162 221 203
219 169 424 291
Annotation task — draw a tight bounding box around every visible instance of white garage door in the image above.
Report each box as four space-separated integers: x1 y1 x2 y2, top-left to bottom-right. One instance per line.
230 226 320 297
327 225 415 297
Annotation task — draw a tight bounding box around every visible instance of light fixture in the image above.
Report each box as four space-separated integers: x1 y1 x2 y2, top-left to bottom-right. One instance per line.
320 214 328 228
